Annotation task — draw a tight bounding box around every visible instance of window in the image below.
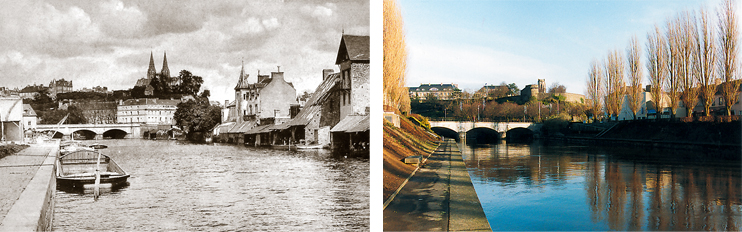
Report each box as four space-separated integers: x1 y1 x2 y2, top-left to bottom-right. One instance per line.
719 97 724 106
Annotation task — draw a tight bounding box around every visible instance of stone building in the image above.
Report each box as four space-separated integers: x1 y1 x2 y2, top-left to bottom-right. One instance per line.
22 104 36 131
408 83 459 100
18 85 47 100
327 34 370 152
117 98 180 125
49 78 73 99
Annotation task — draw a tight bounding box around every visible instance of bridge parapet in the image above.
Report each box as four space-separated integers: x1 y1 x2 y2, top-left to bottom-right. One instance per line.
36 124 142 138
429 121 542 134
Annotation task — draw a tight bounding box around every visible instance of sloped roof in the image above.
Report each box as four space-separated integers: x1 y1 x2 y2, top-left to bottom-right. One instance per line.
335 35 369 64
23 104 36 117
409 83 458 92
331 115 368 132
285 73 340 127
227 121 256 133
245 124 272 134
346 115 370 132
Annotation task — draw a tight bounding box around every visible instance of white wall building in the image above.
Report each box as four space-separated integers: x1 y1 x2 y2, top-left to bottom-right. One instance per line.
117 98 180 125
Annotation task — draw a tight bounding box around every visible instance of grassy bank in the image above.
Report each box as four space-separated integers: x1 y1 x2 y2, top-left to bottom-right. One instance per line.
0 144 29 160
383 114 440 201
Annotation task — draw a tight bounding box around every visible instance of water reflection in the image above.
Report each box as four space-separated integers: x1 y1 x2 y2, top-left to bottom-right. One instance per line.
461 141 741 231
54 139 369 231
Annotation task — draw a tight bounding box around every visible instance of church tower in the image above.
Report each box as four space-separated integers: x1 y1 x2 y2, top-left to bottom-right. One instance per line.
147 51 157 79
161 52 171 79
234 60 250 122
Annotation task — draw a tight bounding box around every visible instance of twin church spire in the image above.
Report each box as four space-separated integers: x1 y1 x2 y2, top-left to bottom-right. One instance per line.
147 51 170 79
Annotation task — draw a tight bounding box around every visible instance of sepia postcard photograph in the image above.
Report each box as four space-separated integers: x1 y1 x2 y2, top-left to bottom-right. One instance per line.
0 0 370 231
383 0 740 231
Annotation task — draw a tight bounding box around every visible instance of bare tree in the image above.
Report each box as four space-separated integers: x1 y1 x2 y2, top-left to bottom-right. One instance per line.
383 0 410 113
647 25 668 120
605 50 625 120
695 8 717 116
586 59 604 121
548 82 567 94
674 12 700 119
664 20 682 119
627 36 643 120
718 0 740 116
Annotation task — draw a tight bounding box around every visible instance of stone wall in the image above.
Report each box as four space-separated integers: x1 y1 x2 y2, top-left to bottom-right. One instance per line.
351 63 370 115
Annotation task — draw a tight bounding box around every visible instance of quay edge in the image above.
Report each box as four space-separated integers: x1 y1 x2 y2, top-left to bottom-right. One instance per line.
0 140 58 232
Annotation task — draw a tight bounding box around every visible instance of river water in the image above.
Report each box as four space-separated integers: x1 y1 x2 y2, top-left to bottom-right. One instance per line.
53 139 369 231
461 140 741 231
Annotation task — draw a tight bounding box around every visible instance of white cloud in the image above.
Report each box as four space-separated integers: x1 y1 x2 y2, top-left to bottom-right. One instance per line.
97 0 146 37
407 42 567 91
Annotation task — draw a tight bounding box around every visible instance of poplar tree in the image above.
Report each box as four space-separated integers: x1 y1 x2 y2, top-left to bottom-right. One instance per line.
718 0 739 116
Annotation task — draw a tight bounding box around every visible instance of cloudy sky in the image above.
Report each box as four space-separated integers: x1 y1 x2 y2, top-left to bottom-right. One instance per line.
0 0 369 103
398 0 738 94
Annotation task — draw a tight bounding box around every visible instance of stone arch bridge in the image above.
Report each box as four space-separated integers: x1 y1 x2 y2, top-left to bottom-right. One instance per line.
36 124 143 139
429 121 542 142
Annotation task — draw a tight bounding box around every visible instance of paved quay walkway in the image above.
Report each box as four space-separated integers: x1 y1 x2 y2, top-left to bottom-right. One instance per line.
0 143 54 223
384 139 491 231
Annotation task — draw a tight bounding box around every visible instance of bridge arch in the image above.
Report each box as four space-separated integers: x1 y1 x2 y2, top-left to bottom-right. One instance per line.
506 127 534 143
466 127 501 144
72 129 97 140
102 129 128 139
431 127 459 141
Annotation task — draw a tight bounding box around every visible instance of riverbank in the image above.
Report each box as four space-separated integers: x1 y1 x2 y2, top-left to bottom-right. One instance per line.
557 120 741 158
383 114 440 201
383 139 491 231
0 143 29 160
0 140 58 231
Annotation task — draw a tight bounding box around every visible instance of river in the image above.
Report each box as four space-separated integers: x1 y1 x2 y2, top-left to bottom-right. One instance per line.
53 139 369 231
461 140 741 231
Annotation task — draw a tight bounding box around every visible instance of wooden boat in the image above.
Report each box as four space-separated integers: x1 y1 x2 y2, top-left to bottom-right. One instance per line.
294 144 324 150
60 141 94 154
88 143 108 149
56 150 129 187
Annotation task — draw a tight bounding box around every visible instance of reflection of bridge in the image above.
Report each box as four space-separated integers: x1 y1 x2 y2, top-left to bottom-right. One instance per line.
429 121 542 141
36 124 142 139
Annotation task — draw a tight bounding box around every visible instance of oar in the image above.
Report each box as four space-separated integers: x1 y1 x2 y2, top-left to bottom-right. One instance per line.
94 151 101 200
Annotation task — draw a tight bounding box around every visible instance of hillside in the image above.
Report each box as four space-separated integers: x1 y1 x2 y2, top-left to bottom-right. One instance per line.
383 114 440 201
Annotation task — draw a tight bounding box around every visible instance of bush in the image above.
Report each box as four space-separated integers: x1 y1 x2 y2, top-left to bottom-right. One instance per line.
542 113 570 135
0 144 29 159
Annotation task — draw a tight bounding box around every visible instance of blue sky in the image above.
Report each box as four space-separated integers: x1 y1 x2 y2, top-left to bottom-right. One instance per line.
398 0 731 94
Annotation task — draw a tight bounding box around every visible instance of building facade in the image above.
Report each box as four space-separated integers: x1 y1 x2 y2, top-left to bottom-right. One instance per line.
22 104 37 131
408 83 459 100
117 98 180 125
49 78 73 99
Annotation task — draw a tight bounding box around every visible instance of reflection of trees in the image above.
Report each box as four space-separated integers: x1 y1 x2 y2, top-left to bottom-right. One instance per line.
587 158 741 230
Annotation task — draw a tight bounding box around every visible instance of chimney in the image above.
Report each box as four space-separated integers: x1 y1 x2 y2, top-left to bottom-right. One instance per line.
322 69 334 80
225 100 229 106
271 71 284 81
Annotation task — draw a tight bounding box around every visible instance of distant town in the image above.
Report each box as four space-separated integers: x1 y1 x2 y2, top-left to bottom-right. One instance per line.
0 34 370 155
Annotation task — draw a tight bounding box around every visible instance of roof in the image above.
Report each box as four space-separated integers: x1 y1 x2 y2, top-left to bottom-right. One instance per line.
245 124 273 134
335 35 369 64
331 115 369 133
19 85 47 93
213 122 235 135
0 97 23 121
285 73 340 127
227 121 256 133
121 98 180 106
409 83 458 92
22 104 36 117
346 115 369 132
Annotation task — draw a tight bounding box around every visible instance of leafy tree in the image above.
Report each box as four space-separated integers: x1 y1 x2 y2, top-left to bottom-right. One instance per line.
178 70 204 96
173 91 221 141
507 83 519 96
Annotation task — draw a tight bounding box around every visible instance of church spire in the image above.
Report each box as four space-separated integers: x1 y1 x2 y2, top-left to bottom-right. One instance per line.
147 51 156 79
161 51 170 78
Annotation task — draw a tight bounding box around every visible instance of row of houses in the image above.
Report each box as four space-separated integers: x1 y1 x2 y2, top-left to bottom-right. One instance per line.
616 83 742 120
213 35 370 154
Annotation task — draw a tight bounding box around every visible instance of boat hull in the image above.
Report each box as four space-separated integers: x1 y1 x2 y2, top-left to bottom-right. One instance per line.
57 175 130 187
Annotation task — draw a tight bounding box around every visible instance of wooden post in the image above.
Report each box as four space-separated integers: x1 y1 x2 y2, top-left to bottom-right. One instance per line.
94 151 101 200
